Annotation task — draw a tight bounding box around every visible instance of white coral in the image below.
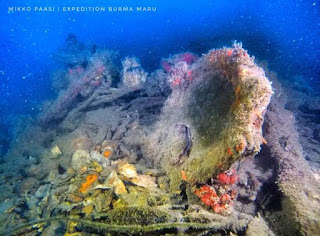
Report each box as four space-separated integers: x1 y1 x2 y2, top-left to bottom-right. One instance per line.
121 57 148 88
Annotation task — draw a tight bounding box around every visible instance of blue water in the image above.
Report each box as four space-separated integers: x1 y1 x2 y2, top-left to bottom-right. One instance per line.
0 0 319 154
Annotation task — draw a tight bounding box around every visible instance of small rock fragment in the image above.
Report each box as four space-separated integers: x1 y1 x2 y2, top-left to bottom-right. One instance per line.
50 145 62 158
71 150 91 171
67 194 83 203
131 175 157 189
54 185 69 196
35 184 51 199
95 171 127 195
118 162 137 178
82 204 94 214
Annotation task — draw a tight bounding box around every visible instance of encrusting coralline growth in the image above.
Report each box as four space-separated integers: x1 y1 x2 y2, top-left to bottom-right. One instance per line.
262 77 320 235
141 43 273 214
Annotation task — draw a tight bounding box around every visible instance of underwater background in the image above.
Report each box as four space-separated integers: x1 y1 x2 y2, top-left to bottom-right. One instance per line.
0 0 320 235
1 0 319 123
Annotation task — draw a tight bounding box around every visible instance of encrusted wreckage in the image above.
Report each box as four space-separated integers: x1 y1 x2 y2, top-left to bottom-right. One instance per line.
1 39 319 235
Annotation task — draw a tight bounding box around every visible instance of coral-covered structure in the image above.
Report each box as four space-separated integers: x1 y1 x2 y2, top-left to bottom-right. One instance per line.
1 42 290 236
161 52 197 88
143 43 273 196
263 77 320 235
121 57 148 88
40 42 117 128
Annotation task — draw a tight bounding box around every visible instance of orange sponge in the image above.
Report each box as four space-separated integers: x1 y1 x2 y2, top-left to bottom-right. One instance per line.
79 174 98 194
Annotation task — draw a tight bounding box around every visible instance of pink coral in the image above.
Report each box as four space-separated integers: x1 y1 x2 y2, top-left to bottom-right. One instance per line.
161 61 172 73
161 52 198 89
68 66 84 76
179 52 197 64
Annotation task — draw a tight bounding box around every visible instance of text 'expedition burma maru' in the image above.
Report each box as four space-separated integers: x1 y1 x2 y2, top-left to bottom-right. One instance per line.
8 6 157 12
